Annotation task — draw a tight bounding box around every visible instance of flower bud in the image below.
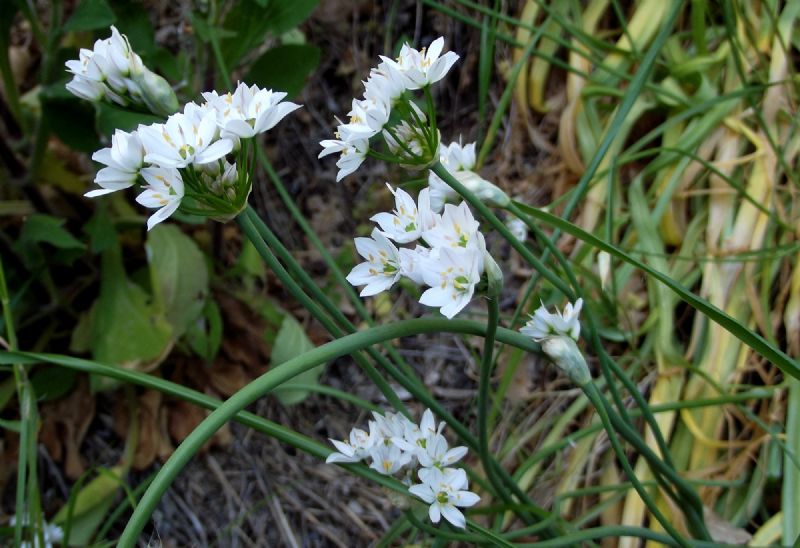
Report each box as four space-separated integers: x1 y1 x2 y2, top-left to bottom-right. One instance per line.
541 336 591 387
483 251 503 299
131 67 179 117
453 170 510 208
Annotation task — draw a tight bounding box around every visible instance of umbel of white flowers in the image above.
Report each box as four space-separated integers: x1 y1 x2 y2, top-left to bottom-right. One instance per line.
77 84 299 229
521 299 591 386
319 36 460 181
346 183 501 319
327 409 480 529
65 26 178 116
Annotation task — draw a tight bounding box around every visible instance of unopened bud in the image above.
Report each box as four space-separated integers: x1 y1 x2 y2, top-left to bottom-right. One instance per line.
541 336 591 387
132 67 179 117
483 252 504 298
453 170 510 208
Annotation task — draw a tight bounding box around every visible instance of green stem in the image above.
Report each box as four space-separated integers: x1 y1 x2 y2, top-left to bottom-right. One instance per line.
256 152 415 384
477 297 510 511
582 383 691 547
237 212 411 416
116 318 539 546
244 207 424 390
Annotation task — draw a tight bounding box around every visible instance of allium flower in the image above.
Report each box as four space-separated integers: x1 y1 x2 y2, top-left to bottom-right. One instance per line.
85 129 144 197
380 37 460 90
409 467 480 528
521 298 584 342
201 82 301 139
371 185 438 244
369 443 412 475
135 167 185 230
422 202 483 252
137 103 233 168
415 433 468 469
392 408 443 453
65 26 177 115
196 159 239 200
363 64 406 106
326 427 375 464
419 246 484 319
398 246 435 285
318 138 369 182
9 514 64 548
346 229 402 296
336 98 390 142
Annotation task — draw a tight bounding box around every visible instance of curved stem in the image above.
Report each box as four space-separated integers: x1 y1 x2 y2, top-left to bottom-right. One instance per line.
115 318 544 546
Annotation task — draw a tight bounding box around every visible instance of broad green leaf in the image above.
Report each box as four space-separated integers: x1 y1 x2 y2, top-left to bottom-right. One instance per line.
42 96 100 152
95 103 162 137
83 207 116 254
90 239 172 389
54 466 125 546
186 298 223 361
245 44 320 97
146 224 209 337
263 0 319 36
271 314 321 405
63 0 116 32
18 214 85 250
220 0 317 68
30 366 77 401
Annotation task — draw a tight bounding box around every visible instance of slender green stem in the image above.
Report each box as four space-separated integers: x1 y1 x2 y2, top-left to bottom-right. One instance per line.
516 525 723 548
237 213 411 416
256 152 416 385
116 318 542 546
582 383 690 547
477 297 511 513
244 207 425 390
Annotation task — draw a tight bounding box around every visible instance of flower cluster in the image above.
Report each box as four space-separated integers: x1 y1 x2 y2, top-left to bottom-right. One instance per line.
326 409 480 528
81 81 300 230
319 37 459 181
346 184 491 318
65 26 177 116
521 298 584 342
428 140 510 211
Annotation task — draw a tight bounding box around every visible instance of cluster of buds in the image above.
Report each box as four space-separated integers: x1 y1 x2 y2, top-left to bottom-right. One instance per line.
65 26 178 116
319 36 459 180
327 409 480 528
346 183 502 318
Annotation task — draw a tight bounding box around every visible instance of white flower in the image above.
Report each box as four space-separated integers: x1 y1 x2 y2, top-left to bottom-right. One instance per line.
506 216 528 242
201 82 301 139
398 245 435 285
371 185 438 244
408 467 480 528
391 408 443 453
416 432 468 469
135 167 185 231
10 514 64 548
427 141 476 212
336 98 389 142
326 427 375 464
370 411 412 445
65 74 107 102
346 229 402 296
422 202 483 252
520 298 584 342
86 129 145 197
363 63 406 106
369 442 412 475
380 37 460 90
318 138 369 182
138 103 233 168
419 246 483 319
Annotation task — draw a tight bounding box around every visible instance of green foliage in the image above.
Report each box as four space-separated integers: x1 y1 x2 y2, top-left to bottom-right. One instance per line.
246 44 320 97
146 225 209 338
271 314 321 406
62 0 116 32
13 214 86 269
